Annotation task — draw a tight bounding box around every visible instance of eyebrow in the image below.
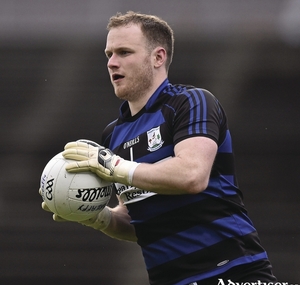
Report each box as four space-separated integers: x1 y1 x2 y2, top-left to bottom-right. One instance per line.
105 46 134 55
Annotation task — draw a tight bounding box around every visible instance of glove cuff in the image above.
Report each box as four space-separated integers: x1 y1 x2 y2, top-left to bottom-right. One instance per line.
114 159 139 185
80 207 112 231
94 207 112 230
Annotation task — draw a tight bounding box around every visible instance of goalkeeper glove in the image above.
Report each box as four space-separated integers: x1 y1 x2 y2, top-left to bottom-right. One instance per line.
62 140 139 185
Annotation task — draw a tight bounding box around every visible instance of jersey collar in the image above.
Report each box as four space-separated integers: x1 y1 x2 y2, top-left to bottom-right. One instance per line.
144 78 169 111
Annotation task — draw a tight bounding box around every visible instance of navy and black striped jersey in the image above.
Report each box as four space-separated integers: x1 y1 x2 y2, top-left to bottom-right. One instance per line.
101 79 272 285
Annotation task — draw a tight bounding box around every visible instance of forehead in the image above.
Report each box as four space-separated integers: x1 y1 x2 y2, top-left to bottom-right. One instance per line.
105 24 146 50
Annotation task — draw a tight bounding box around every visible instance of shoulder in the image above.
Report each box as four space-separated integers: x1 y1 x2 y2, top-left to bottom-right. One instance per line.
163 84 216 102
101 118 118 147
162 84 219 112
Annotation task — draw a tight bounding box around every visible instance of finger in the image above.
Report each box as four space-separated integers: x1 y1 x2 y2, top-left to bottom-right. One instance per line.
65 160 91 173
64 141 82 149
76 139 101 147
64 141 92 150
41 201 52 212
41 202 69 222
62 149 91 161
38 188 42 196
53 214 69 222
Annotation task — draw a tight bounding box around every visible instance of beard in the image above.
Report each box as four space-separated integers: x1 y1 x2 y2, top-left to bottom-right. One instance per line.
113 56 154 102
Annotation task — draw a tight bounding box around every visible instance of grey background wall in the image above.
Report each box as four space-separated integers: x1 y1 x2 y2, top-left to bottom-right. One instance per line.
0 0 299 284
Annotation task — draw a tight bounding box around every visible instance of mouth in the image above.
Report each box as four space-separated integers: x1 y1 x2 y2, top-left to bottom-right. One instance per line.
112 73 125 82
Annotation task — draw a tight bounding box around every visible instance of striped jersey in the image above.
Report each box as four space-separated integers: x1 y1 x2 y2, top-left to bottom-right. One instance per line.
101 79 270 285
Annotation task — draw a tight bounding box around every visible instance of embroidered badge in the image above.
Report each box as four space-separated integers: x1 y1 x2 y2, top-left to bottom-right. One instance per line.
147 126 164 152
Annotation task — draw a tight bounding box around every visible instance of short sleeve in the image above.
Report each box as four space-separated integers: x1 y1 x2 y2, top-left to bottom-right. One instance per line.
172 88 224 145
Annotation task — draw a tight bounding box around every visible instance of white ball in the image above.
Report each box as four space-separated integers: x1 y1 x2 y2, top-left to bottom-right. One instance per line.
40 152 113 221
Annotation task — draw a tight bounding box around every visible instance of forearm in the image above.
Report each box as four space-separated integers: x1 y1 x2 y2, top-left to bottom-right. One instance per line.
102 205 137 242
131 156 210 195
62 137 216 197
131 159 203 195
131 137 217 195
81 203 137 242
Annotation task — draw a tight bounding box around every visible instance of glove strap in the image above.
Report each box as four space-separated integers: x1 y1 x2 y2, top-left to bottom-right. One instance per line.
114 159 140 185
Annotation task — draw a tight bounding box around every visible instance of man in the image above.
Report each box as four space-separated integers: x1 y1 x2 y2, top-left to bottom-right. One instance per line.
42 11 277 285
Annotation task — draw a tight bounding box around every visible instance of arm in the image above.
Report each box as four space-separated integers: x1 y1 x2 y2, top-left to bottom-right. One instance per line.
132 136 217 195
58 136 216 238
94 137 216 239
101 197 137 242
41 194 137 242
63 136 217 195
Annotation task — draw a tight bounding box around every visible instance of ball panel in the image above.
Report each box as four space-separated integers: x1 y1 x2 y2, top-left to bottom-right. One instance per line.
40 155 68 215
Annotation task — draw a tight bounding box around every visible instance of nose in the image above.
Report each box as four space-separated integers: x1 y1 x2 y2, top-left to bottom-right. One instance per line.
107 54 119 70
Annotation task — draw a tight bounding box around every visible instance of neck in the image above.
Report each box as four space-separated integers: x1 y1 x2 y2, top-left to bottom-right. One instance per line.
128 76 167 116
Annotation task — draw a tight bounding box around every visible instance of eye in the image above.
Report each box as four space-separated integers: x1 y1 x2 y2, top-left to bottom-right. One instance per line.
120 50 131 56
105 52 112 59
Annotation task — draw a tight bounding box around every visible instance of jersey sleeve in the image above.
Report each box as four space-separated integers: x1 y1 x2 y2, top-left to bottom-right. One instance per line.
172 88 225 146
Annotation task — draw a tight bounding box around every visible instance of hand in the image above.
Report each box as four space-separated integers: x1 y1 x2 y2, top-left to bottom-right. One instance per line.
62 140 139 185
39 188 69 222
42 201 69 222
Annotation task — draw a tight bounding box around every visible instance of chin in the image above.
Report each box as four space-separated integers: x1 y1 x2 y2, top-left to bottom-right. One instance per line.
115 91 128 101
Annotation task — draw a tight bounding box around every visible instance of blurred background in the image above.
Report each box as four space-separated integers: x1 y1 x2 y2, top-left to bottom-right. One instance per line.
0 0 299 284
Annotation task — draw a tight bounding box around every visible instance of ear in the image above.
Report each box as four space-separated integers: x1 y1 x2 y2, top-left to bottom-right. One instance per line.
153 47 167 68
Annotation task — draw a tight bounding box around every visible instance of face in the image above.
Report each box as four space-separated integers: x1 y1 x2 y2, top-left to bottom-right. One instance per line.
105 24 154 102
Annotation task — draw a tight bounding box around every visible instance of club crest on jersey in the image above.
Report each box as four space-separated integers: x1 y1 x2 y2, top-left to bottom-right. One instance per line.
147 126 164 152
